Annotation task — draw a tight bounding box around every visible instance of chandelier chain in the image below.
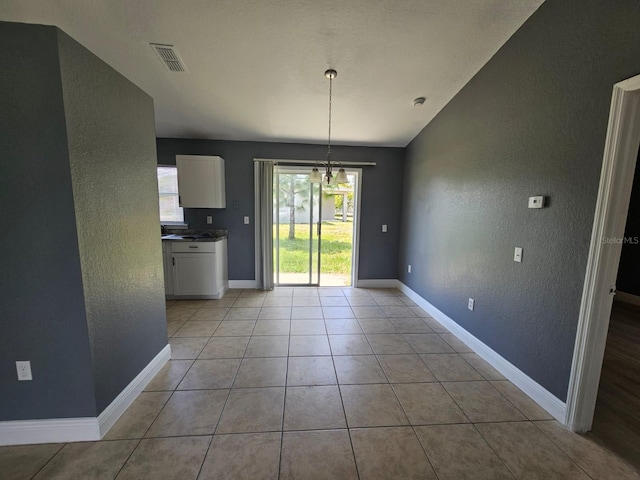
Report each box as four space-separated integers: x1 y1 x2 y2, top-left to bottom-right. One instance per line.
327 74 333 166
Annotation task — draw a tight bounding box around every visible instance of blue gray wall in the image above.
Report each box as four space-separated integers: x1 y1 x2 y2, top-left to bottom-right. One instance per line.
0 21 167 420
398 0 640 401
0 22 96 420
617 149 640 297
157 139 404 281
58 31 168 413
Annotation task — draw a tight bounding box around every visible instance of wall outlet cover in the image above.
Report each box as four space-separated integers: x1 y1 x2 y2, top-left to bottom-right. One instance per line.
16 361 32 381
206 215 213 224
408 264 412 273
244 216 250 225
468 298 475 311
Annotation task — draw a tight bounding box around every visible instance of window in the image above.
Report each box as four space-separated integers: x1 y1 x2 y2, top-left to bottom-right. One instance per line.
157 166 184 224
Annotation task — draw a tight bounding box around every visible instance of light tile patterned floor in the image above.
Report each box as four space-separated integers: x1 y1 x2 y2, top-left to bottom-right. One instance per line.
1 288 639 479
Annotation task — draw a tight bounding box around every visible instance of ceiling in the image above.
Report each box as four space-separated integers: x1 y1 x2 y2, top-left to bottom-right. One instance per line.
1 0 544 147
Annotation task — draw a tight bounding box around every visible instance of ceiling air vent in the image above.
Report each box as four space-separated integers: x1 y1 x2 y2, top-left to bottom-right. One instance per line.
150 43 187 73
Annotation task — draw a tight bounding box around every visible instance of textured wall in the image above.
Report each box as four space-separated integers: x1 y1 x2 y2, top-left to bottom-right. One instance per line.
398 0 640 400
157 139 404 281
0 22 96 420
57 31 167 413
617 149 640 296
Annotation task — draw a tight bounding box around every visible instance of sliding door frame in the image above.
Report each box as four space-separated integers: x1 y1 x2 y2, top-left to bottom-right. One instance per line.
254 159 363 288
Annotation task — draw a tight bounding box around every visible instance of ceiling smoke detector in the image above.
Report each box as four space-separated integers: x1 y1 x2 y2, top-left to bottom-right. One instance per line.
150 43 188 72
413 97 426 107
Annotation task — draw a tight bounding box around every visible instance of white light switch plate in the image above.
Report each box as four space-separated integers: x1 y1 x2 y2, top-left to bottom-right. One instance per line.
514 247 523 263
528 196 545 208
244 216 250 225
382 224 387 232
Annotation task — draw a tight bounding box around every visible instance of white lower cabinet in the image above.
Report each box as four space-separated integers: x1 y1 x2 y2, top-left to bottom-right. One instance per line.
163 239 228 299
173 252 217 296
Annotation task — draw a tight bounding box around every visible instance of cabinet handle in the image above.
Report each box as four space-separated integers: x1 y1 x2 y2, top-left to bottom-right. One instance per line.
188 245 198 249
178 195 182 207
172 257 175 265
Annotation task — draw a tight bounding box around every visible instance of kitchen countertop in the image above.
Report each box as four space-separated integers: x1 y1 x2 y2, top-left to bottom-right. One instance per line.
161 229 228 242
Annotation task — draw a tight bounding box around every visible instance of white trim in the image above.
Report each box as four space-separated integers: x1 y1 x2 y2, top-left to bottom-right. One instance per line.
0 418 100 446
356 279 401 288
229 280 258 289
566 74 640 432
398 282 566 422
351 169 363 288
98 344 171 437
0 344 171 446
614 291 640 306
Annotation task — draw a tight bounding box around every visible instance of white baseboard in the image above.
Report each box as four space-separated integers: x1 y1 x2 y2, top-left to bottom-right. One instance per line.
615 291 640 306
0 417 100 446
398 282 567 423
0 344 171 446
98 344 171 437
355 279 401 288
229 280 258 289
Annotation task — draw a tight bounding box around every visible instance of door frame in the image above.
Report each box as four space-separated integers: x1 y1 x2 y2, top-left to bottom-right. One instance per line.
565 74 640 431
273 166 323 286
350 168 363 287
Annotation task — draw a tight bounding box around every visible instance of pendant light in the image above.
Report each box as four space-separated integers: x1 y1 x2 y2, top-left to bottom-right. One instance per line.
310 69 348 185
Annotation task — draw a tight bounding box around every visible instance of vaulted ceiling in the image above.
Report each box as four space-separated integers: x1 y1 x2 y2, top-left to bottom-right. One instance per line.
1 0 544 146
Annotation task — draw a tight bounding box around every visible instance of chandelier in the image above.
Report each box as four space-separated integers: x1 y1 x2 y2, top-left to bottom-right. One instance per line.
310 69 348 185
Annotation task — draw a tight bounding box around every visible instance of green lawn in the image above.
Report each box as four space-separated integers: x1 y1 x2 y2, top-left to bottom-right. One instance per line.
274 221 353 274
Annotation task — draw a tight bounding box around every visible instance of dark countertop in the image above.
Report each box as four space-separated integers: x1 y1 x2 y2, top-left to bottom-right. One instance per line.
161 228 228 242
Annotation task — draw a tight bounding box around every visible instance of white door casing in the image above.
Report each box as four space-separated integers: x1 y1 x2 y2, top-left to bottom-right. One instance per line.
565 74 640 431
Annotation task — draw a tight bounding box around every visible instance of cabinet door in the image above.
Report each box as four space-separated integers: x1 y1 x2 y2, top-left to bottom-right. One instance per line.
172 253 217 296
176 155 226 208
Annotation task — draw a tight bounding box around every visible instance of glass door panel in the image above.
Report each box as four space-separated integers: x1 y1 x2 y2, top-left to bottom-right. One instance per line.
273 168 321 286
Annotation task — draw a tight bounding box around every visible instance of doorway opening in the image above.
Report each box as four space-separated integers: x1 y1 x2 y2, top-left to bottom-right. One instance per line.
566 74 640 442
588 149 640 470
273 166 360 286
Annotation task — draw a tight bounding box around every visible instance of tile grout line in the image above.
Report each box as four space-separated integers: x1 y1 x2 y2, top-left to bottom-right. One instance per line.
28 443 66 480
277 318 293 480
472 422 526 480
192 341 247 480
530 420 599 480
328 328 362 480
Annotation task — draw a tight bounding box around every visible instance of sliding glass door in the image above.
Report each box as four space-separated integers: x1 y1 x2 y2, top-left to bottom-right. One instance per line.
273 168 322 285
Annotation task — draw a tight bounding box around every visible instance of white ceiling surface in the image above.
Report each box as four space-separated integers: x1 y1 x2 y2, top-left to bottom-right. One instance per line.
1 0 543 147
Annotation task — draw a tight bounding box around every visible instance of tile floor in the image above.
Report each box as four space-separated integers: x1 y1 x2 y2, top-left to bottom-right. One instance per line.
1 287 639 479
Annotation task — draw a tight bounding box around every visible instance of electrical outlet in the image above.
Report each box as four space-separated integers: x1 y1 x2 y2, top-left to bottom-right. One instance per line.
382 224 388 233
206 216 213 224
16 361 32 381
468 298 475 311
244 216 250 225
408 264 412 273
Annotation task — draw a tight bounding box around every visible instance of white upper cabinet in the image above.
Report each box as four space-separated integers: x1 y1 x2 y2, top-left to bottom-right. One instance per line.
176 155 226 208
